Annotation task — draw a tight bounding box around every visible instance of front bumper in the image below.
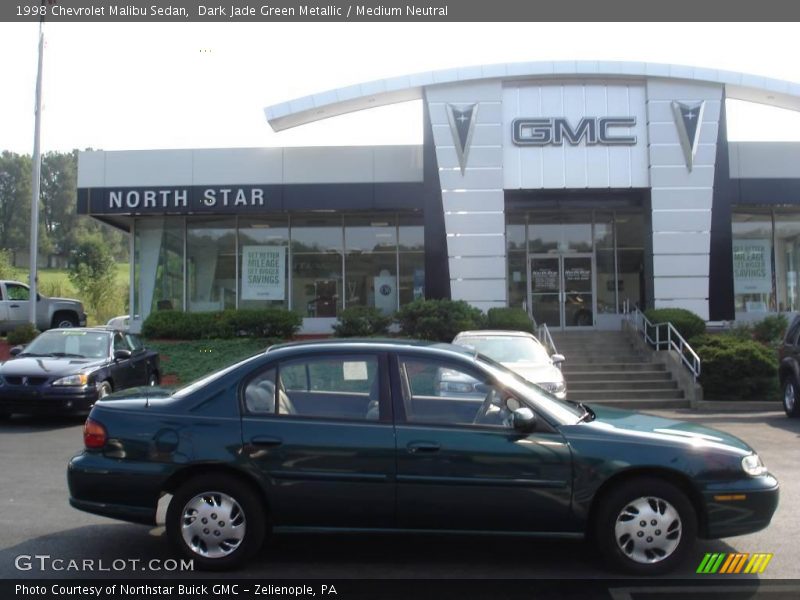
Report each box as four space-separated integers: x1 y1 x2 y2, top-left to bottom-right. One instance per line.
701 474 779 539
0 386 97 415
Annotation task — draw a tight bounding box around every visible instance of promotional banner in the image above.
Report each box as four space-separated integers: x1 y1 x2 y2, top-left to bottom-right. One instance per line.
241 246 285 300
732 239 772 294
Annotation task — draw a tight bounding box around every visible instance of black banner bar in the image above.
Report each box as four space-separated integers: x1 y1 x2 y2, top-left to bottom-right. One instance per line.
3 0 800 23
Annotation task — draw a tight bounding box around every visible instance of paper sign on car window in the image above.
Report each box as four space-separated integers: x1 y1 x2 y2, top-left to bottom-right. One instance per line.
342 361 368 381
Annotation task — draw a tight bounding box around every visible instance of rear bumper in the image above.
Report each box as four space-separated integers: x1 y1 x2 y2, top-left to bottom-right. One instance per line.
701 475 779 539
0 387 97 415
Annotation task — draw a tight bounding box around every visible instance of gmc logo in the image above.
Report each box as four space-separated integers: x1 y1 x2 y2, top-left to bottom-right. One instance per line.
512 117 637 146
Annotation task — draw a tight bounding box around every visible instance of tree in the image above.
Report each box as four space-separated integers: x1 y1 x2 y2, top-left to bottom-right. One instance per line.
68 236 118 322
0 151 32 252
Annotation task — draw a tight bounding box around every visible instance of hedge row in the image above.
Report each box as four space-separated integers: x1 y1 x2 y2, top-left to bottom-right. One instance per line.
142 309 302 340
691 333 778 400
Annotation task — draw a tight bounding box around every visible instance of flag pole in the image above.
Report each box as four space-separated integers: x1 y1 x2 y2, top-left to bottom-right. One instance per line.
29 1 45 326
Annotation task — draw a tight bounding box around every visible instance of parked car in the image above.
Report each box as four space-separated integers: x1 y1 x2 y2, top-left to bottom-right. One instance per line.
0 327 160 417
0 280 87 333
778 314 800 417
451 330 567 399
68 339 778 574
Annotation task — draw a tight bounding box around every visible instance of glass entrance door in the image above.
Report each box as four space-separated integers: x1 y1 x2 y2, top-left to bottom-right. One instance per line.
529 254 595 329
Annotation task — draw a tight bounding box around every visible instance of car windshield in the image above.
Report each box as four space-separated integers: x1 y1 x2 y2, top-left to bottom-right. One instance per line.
475 354 584 424
21 330 109 359
457 336 551 364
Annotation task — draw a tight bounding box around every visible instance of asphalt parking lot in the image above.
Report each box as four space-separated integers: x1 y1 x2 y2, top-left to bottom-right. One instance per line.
0 409 797 580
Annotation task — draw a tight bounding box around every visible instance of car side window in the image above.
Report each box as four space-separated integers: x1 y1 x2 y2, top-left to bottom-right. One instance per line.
243 368 279 415
113 333 130 352
276 355 380 421
125 333 144 352
398 357 515 429
6 284 29 301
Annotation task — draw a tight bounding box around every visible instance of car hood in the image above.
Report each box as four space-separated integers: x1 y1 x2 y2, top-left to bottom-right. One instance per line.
501 361 563 384
576 405 753 454
0 356 106 378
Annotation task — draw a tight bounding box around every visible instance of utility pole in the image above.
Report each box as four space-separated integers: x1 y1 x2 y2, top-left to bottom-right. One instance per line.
29 0 46 326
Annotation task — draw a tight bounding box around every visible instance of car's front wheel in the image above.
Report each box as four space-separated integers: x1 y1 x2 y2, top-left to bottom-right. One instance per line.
782 376 800 418
593 478 697 575
166 474 265 570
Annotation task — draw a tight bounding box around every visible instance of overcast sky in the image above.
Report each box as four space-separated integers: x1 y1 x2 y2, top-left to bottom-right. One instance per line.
1 21 800 154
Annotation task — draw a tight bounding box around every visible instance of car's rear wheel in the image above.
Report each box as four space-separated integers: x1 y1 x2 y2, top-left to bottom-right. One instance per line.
593 478 697 575
782 376 800 418
166 474 265 570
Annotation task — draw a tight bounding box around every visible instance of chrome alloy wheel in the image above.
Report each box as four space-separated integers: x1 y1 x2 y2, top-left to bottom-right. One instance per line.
614 496 682 564
180 492 246 559
784 381 796 413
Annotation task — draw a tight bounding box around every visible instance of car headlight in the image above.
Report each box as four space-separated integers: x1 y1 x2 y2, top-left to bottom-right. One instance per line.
52 373 89 387
741 453 767 477
540 381 566 394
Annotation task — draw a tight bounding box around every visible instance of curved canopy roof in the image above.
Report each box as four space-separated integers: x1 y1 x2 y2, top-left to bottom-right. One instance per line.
265 60 800 132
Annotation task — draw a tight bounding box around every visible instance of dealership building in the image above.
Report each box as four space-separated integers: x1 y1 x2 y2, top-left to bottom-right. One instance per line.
77 61 800 333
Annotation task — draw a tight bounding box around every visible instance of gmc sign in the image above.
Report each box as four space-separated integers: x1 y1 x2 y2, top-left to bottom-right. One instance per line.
512 117 637 146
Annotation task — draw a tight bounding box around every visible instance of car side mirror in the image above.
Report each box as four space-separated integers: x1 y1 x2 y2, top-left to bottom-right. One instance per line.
9 346 23 357
511 407 537 432
114 349 132 361
551 353 565 364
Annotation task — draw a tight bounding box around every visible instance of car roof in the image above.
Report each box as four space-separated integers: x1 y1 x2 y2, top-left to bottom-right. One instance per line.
266 338 477 359
454 330 537 339
44 327 115 335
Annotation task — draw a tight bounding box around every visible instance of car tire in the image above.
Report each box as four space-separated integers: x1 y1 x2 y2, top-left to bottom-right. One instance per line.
782 376 800 418
52 313 79 329
97 381 112 399
593 477 697 575
166 474 265 571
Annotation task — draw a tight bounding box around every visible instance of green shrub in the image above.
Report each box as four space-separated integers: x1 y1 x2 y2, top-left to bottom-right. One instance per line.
644 308 706 341
752 314 789 344
0 249 18 280
142 309 301 340
7 324 40 346
692 334 778 400
395 298 486 342
484 307 536 333
333 306 393 337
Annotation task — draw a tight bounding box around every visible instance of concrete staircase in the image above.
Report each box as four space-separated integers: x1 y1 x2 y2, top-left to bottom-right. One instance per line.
550 330 689 409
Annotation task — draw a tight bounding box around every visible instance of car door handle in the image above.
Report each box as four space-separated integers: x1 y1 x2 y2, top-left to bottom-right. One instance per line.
9 304 19 308
407 441 441 454
250 436 283 448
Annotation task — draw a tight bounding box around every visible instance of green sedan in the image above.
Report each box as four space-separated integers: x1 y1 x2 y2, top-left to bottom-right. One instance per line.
68 339 778 574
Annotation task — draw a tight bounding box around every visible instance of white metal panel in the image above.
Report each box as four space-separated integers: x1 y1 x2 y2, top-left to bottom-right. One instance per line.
439 168 504 191
432 123 503 148
652 210 712 232
425 80 503 103
653 255 710 277
449 256 508 280
649 144 717 168
77 152 105 187
104 150 194 186
647 122 719 146
654 277 709 299
447 235 506 257
283 147 374 184
652 232 711 255
444 212 506 235
451 279 507 302
427 102 503 126
646 80 724 101
647 99 721 124
192 148 284 185
373 146 424 182
654 299 709 320
436 146 503 170
650 188 714 211
442 190 504 213
650 165 716 189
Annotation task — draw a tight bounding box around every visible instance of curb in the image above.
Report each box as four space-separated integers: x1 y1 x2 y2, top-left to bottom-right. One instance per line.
693 400 781 412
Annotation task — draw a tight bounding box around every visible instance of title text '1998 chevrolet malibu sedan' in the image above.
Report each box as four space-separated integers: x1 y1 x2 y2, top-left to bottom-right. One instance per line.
68 340 778 573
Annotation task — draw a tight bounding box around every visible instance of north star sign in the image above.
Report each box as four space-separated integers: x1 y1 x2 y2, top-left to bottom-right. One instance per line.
512 116 637 146
83 186 280 215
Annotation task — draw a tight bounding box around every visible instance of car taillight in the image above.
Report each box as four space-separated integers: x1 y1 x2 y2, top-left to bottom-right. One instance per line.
83 418 107 449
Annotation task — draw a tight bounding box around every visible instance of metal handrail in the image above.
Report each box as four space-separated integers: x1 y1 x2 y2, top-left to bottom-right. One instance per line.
537 322 558 356
628 308 701 380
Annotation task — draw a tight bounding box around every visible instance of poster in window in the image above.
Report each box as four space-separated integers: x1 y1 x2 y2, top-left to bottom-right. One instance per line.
242 246 285 300
732 239 772 294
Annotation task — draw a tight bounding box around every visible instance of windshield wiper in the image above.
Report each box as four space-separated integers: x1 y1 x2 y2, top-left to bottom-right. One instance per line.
49 352 85 358
575 402 596 423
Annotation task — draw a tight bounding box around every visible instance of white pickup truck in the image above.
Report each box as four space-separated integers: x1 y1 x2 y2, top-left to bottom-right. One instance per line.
0 280 87 334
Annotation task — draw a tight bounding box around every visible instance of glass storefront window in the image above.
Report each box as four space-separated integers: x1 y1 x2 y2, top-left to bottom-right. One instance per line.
774 212 800 313
187 218 236 312
291 215 344 318
133 217 184 317
507 213 527 310
615 212 645 314
345 216 398 314
732 211 774 314
594 212 616 314
398 214 425 306
238 217 289 309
